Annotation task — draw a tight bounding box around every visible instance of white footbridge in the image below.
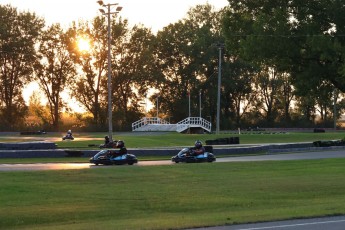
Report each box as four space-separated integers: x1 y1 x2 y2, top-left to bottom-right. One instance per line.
132 117 211 133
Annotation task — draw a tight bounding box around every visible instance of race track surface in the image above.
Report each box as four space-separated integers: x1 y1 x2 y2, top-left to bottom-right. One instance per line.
1 149 345 171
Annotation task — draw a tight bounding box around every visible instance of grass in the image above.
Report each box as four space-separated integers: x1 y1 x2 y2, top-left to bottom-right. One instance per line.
1 159 345 229
1 131 345 229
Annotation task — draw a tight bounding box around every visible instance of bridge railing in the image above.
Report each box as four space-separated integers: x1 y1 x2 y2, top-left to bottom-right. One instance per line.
132 117 211 132
132 117 169 131
176 117 211 133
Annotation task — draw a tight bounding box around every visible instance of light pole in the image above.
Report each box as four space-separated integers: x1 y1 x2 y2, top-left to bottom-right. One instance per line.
199 90 202 118
333 88 337 130
188 91 191 117
216 43 224 135
156 96 159 118
97 1 122 141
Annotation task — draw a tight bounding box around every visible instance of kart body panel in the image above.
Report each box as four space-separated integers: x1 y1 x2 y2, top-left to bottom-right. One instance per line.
90 149 138 165
171 147 216 163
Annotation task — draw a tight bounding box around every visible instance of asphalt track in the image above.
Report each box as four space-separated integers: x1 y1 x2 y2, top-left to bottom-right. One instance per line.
1 149 344 171
187 215 345 230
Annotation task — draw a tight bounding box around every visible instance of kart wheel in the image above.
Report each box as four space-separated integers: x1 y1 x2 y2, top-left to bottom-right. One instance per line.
128 162 134 165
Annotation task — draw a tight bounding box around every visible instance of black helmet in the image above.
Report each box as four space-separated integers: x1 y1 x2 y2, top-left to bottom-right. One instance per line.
195 140 202 148
116 140 124 148
105 135 109 139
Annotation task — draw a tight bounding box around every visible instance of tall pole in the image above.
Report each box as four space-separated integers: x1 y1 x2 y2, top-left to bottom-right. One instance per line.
333 88 337 130
106 4 112 141
216 43 224 135
98 1 122 141
199 90 202 118
188 92 191 117
156 96 159 118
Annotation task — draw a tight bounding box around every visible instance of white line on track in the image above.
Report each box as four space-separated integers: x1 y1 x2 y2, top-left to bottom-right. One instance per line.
234 219 345 230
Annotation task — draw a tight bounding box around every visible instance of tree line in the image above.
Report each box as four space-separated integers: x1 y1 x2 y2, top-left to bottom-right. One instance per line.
1 1 345 132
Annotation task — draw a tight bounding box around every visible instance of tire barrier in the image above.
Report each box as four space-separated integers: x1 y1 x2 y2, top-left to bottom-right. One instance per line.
0 142 57 150
313 139 345 147
206 137 239 145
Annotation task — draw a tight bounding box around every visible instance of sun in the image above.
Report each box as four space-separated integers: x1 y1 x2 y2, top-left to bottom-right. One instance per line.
77 37 91 53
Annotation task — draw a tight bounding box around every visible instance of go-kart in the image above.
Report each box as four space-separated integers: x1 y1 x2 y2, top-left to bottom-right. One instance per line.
62 134 74 140
90 149 138 166
171 147 216 163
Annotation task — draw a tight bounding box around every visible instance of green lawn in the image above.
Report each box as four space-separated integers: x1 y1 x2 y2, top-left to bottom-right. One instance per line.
1 131 345 229
1 159 345 230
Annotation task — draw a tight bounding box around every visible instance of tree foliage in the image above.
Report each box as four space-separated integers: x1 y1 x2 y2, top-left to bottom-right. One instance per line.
155 4 224 122
2 2 345 131
0 5 44 129
34 24 76 131
222 0 345 126
66 18 108 128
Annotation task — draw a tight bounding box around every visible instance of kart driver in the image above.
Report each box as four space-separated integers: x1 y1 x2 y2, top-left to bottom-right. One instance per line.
104 135 110 146
111 140 127 157
191 140 205 156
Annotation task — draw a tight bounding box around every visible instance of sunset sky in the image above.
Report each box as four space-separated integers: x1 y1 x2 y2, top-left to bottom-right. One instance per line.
0 0 228 32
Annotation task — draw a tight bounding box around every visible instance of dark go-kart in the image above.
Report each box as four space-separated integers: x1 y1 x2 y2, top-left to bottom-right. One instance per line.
90 149 138 166
171 147 216 163
62 134 74 140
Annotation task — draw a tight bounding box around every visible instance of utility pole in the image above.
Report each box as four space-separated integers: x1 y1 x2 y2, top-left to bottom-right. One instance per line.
97 1 122 141
216 42 224 135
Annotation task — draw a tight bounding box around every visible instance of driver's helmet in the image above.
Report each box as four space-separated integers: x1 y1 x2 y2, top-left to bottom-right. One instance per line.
105 135 109 140
116 140 124 148
194 140 203 148
68 130 71 133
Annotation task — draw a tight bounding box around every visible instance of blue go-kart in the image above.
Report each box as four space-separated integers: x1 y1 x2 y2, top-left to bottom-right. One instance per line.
171 147 216 163
90 149 138 166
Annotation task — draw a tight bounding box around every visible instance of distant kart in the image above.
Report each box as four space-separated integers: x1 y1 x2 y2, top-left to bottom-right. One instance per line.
171 147 216 163
90 149 138 166
62 134 74 140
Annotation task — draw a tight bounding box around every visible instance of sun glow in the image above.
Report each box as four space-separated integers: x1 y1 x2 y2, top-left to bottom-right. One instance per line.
77 37 91 53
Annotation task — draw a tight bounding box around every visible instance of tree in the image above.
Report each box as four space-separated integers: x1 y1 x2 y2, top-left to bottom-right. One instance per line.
0 4 44 130
222 59 257 127
34 24 76 131
222 0 345 108
155 4 224 122
67 16 158 131
66 18 108 128
113 22 159 129
26 91 51 129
